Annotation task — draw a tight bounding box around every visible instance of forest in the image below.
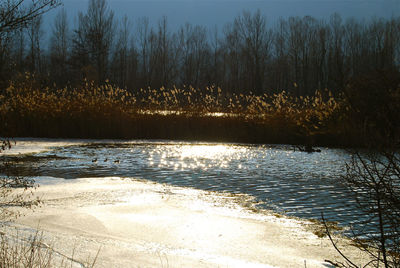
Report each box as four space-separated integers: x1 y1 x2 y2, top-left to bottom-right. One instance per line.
1 1 400 94
0 0 399 146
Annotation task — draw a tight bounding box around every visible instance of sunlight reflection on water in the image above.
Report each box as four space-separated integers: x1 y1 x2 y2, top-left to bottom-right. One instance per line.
2 140 365 228
153 144 249 170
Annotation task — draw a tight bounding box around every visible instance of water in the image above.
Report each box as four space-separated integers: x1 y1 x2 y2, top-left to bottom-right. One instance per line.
2 140 362 227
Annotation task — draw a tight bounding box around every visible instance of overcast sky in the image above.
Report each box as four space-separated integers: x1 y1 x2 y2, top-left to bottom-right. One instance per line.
46 0 399 31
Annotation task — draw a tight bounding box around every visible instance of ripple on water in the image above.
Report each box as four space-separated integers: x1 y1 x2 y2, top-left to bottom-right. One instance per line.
4 141 368 230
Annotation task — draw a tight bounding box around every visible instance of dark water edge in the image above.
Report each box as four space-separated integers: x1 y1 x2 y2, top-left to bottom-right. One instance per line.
3 112 359 148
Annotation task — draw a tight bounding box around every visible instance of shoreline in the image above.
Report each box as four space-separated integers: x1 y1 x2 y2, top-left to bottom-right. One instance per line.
3 137 351 153
7 176 369 267
0 139 370 267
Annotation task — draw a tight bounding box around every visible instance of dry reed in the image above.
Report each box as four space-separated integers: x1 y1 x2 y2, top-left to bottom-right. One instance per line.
0 73 352 145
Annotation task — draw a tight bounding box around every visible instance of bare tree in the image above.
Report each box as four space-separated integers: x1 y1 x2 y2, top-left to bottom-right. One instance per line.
26 14 43 74
143 16 178 89
178 23 210 88
234 10 272 94
154 16 176 88
326 13 345 91
269 18 291 92
49 8 70 86
73 0 114 84
0 0 60 35
222 21 241 93
12 27 25 72
0 31 12 86
135 16 151 87
111 15 132 88
1 3 399 96
207 26 222 87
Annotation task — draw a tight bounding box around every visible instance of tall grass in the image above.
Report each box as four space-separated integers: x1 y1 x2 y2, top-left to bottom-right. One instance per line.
0 73 352 145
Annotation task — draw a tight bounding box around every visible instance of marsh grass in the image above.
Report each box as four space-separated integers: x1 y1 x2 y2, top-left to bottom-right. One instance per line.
0 74 353 145
0 228 98 268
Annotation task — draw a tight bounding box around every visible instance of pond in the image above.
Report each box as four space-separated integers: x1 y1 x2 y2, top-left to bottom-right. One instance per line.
2 140 364 228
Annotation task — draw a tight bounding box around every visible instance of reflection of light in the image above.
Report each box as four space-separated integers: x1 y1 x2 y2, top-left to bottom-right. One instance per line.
180 145 235 160
204 112 228 117
151 143 248 171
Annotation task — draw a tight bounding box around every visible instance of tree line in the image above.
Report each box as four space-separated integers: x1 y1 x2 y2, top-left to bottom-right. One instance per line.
0 0 399 96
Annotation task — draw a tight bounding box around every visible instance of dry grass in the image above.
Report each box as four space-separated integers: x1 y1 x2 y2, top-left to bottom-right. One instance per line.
0 73 353 145
0 229 98 268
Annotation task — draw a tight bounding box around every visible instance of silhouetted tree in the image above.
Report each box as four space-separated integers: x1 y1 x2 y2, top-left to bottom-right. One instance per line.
72 0 114 84
222 20 241 93
135 16 151 87
151 16 177 88
49 8 70 86
0 0 59 86
178 23 210 88
11 28 26 74
111 15 133 88
0 0 60 35
234 10 272 94
1 3 400 96
26 15 43 74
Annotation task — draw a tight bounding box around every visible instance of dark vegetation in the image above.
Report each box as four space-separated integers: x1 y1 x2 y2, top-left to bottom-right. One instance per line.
1 1 399 97
322 73 400 267
0 0 399 145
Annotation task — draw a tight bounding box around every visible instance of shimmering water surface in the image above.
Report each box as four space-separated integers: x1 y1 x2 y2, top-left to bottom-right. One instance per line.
3 140 361 226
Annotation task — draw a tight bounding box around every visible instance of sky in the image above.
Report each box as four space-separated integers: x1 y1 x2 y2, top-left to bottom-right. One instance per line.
44 0 400 32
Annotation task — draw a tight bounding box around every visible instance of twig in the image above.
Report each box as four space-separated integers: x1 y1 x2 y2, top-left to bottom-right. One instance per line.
321 212 359 268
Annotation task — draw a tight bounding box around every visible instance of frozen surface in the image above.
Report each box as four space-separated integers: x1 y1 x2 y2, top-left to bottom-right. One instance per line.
2 139 360 227
8 177 369 268
1 138 86 155
1 139 371 267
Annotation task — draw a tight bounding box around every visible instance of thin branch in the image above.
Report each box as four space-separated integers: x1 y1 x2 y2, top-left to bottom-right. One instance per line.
321 212 359 268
